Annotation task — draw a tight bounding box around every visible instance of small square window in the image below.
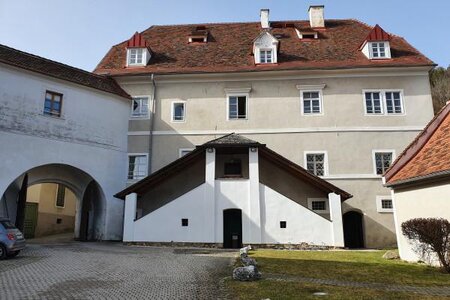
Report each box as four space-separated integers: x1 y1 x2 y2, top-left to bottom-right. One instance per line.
305 153 326 176
172 102 185 122
131 97 149 118
374 152 393 175
377 196 393 213
224 160 242 177
56 218 62 224
181 218 188 226
311 201 326 211
259 49 273 63
128 155 148 180
370 42 387 59
127 48 146 65
308 198 329 213
44 91 63 117
302 91 322 114
280 221 287 228
228 95 247 119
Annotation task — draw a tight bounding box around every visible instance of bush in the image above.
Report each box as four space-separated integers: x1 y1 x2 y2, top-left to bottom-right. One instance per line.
401 218 450 273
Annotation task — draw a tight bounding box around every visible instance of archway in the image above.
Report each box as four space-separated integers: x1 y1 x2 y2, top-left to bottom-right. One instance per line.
343 211 364 248
223 209 242 249
0 164 106 241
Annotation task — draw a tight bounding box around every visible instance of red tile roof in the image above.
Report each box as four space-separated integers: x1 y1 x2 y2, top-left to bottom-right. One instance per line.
94 19 434 76
365 24 391 41
385 103 450 186
0 44 130 99
127 32 149 48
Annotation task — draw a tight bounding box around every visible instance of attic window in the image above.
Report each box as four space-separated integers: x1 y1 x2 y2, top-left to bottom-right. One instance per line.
296 29 318 39
190 37 207 43
189 26 208 43
128 48 145 65
126 32 151 67
370 42 388 58
302 34 316 39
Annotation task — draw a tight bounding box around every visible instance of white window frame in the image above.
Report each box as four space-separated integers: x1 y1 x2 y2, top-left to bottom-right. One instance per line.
130 96 150 119
126 48 150 66
171 101 186 122
225 88 251 121
307 198 329 214
300 90 324 115
127 153 149 181
178 148 195 158
363 90 405 116
304 151 329 177
372 150 396 176
259 48 273 64
376 195 393 213
369 42 391 59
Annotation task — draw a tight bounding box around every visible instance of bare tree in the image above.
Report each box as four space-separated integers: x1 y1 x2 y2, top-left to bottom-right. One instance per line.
430 66 450 114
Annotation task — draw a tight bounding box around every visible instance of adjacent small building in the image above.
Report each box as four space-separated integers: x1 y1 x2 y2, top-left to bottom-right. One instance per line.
384 103 450 262
117 134 351 248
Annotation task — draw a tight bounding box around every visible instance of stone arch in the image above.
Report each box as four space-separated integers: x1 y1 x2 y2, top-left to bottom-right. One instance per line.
0 163 107 241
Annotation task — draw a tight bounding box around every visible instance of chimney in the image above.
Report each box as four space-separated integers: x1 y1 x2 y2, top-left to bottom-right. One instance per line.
260 9 270 29
308 5 325 28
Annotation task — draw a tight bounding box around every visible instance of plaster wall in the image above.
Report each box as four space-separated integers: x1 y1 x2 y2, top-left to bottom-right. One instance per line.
392 180 450 265
0 65 130 240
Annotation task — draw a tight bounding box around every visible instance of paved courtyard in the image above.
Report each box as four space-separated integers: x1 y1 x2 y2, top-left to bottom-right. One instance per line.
0 240 235 299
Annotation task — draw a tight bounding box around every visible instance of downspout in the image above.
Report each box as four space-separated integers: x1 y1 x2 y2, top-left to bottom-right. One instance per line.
148 74 156 174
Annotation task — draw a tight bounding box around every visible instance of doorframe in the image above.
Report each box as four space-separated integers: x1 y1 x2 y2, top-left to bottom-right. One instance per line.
223 208 243 249
343 210 365 248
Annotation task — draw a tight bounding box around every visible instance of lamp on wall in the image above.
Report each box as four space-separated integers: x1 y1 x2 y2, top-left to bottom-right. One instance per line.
207 148 214 153
250 147 257 152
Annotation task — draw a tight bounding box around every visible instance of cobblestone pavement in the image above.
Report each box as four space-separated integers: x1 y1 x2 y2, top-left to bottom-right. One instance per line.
0 241 235 299
265 273 450 297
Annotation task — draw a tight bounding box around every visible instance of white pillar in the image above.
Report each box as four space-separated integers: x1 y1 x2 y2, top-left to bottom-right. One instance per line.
248 147 262 244
123 193 137 242
204 148 216 243
329 192 344 247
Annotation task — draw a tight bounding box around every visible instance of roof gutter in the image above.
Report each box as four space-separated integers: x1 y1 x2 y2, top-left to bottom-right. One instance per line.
384 170 450 188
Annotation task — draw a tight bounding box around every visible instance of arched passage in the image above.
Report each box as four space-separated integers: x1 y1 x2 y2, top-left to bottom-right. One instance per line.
0 164 106 241
343 211 365 248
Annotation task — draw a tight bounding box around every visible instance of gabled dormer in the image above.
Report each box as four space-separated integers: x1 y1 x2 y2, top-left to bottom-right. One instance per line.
126 32 151 67
189 26 208 43
253 31 279 64
360 24 392 60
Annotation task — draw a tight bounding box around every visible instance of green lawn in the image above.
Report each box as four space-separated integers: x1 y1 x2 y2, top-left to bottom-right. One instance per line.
226 250 450 300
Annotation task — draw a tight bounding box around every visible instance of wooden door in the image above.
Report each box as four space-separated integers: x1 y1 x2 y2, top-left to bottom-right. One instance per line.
23 202 38 239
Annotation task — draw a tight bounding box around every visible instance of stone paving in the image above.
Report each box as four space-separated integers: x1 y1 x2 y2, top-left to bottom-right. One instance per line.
265 273 450 297
0 241 235 299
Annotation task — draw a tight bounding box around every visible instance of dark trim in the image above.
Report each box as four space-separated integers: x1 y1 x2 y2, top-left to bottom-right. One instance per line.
385 170 450 188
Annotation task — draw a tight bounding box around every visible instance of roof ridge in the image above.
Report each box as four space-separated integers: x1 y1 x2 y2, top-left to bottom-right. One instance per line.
0 44 109 80
384 103 450 183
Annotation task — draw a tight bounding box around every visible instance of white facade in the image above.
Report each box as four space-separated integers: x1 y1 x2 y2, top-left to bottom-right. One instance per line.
392 180 450 265
123 148 344 246
0 63 130 240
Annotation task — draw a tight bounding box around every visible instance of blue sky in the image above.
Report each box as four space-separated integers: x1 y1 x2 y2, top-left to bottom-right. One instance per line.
0 0 448 71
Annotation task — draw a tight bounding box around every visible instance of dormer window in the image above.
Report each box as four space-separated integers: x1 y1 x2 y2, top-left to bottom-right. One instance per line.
126 32 151 67
295 28 319 40
259 49 273 63
253 31 278 64
360 25 392 60
189 26 208 43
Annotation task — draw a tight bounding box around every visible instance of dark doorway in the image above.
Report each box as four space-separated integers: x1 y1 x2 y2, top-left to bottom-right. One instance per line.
79 181 95 241
343 211 364 248
15 174 28 231
223 209 242 249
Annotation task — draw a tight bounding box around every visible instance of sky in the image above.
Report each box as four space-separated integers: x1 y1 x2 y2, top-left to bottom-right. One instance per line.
0 0 449 71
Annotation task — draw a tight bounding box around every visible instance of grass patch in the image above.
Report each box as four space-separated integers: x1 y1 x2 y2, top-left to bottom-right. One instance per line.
227 279 450 300
250 250 450 287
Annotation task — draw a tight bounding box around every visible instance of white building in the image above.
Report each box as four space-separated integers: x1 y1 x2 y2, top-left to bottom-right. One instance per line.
384 103 450 264
118 134 351 248
0 44 130 240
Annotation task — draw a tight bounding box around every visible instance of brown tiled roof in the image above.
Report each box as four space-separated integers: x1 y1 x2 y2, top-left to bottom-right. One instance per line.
203 133 262 147
385 103 450 186
0 44 130 99
95 19 434 76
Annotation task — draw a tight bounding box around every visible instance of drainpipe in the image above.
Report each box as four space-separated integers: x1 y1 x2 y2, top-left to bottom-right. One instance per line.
148 74 156 174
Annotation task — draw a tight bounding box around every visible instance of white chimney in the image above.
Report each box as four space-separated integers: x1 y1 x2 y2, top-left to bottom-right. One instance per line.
260 9 270 29
308 5 325 28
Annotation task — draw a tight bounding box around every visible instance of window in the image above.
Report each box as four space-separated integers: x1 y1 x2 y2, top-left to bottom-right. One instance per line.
179 148 194 158
181 218 189 226
370 42 387 59
131 97 149 118
228 95 247 119
127 48 145 65
364 91 404 115
172 102 185 122
280 221 287 228
128 155 148 180
302 91 322 114
305 152 327 176
259 49 273 63
44 91 63 117
224 159 242 177
56 218 62 224
55 184 65 208
373 151 394 175
308 198 329 213
376 196 393 213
